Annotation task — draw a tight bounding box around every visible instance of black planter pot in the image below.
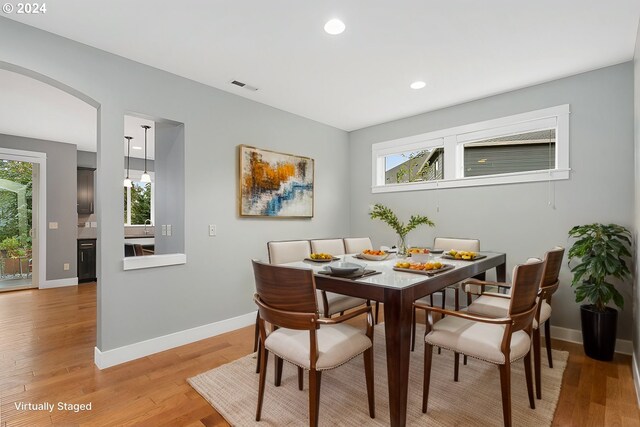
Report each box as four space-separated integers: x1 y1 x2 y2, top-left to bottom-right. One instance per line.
580 305 618 361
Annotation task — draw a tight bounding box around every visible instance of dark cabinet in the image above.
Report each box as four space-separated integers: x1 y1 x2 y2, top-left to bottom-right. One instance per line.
77 167 95 214
78 239 96 282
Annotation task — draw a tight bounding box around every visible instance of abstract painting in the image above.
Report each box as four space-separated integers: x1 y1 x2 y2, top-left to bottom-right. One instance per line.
238 145 314 218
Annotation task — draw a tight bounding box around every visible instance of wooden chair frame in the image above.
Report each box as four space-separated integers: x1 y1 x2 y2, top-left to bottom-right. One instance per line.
415 260 543 427
462 247 564 399
253 261 375 426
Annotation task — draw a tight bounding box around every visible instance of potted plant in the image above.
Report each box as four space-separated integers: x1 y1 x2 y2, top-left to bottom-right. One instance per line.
567 223 631 361
369 204 434 256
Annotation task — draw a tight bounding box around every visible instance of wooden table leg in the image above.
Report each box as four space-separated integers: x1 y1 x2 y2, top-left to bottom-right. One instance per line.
496 261 507 282
383 288 413 427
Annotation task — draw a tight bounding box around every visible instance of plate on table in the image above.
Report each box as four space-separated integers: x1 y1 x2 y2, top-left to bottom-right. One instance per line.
305 254 340 263
441 250 486 261
358 250 390 261
323 262 366 276
392 262 454 276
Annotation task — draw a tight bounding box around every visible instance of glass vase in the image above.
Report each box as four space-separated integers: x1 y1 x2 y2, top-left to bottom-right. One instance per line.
397 234 408 257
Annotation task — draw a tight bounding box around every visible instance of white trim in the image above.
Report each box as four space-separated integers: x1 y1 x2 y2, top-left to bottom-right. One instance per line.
40 277 78 289
371 104 570 193
0 148 47 289
373 168 570 193
123 253 186 270
94 310 256 369
633 353 640 408
541 324 634 355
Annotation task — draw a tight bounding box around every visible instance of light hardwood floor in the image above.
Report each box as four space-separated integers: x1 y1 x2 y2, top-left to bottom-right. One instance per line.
0 283 638 426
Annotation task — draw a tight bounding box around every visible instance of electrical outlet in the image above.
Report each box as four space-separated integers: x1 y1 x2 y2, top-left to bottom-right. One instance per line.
209 224 216 236
63 263 70 271
49 222 58 229
167 224 172 236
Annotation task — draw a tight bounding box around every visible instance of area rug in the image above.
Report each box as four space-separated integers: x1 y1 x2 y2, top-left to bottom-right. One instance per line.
189 326 568 426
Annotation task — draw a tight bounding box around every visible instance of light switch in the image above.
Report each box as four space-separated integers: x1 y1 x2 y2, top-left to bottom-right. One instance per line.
209 224 216 236
161 225 167 236
49 222 58 229
90 222 97 228
167 224 172 236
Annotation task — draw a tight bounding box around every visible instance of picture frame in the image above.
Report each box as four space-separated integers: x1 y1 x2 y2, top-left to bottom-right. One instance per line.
238 145 314 218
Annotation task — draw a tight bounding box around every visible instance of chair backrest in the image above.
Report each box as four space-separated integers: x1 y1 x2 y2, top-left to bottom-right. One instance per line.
541 246 564 288
252 260 318 329
267 240 311 264
344 237 373 254
433 237 480 252
508 258 545 331
310 238 345 255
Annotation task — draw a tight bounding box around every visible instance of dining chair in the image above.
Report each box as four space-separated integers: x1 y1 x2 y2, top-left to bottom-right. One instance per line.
463 246 565 399
343 237 373 254
256 240 369 373
252 260 375 426
411 237 481 352
310 238 381 323
415 259 544 427
310 238 346 255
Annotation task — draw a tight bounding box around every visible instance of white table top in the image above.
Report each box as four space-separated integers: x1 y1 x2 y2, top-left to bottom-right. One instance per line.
282 252 504 290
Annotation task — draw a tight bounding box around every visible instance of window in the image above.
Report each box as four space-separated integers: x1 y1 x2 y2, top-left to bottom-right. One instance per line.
462 129 555 177
124 171 154 225
371 105 569 193
385 147 444 184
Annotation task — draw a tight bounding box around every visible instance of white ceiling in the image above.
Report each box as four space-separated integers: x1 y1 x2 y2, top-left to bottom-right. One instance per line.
3 0 640 142
0 68 96 150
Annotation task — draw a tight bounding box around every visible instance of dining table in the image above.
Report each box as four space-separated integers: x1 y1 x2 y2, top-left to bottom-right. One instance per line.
283 251 507 427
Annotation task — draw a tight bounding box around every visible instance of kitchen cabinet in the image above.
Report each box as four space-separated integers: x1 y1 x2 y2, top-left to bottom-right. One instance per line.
77 167 95 214
78 239 96 282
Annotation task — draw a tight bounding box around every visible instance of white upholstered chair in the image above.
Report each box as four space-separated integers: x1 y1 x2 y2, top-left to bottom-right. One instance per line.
252 260 375 426
415 259 544 427
463 246 565 399
310 238 346 256
411 237 481 352
343 237 373 254
268 240 367 318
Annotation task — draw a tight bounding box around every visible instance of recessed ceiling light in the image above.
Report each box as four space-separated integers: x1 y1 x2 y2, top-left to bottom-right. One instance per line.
324 19 345 35
410 81 426 90
132 146 142 150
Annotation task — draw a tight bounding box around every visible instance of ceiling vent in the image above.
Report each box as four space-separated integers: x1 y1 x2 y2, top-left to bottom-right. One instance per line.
230 80 259 92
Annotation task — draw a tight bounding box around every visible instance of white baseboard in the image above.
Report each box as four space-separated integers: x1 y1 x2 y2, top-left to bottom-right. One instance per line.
94 310 256 370
40 277 78 289
633 353 640 408
540 324 634 355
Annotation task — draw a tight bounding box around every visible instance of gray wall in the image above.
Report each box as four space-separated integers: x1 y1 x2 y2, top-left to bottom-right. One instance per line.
0 133 77 281
349 63 635 340
0 17 350 351
154 122 185 254
77 150 97 169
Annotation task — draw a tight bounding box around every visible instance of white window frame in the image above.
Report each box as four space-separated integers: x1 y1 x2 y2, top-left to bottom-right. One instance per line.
371 105 570 193
124 170 155 226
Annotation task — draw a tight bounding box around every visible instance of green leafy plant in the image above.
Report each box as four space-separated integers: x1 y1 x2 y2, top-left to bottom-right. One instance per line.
567 223 631 312
0 236 26 258
369 204 434 239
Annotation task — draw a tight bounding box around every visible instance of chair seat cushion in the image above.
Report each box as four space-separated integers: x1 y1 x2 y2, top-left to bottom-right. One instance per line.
265 323 372 371
319 291 366 316
425 315 531 364
467 296 551 329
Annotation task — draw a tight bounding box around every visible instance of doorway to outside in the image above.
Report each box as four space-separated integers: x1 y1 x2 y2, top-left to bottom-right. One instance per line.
0 157 39 291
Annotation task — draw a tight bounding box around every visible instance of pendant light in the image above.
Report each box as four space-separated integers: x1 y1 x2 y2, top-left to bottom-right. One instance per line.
123 136 133 188
140 125 152 183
